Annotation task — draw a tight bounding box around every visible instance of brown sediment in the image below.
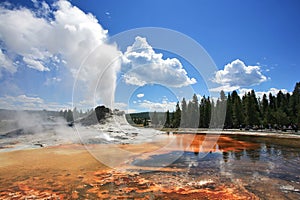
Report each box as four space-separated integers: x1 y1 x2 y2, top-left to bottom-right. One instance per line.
118 134 258 158
84 169 258 199
0 134 259 199
182 134 258 153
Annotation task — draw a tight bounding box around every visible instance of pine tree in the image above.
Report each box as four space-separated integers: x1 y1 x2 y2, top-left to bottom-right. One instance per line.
151 111 159 127
73 107 79 120
297 104 300 127
173 102 181 128
276 90 290 126
220 90 226 101
214 90 227 129
187 101 193 127
181 98 187 128
215 99 222 128
225 93 233 128
210 99 216 128
231 90 244 128
66 109 74 122
190 94 199 128
204 97 212 128
261 94 269 127
291 82 300 126
143 118 148 127
152 82 300 130
170 111 175 128
243 90 260 126
251 90 261 125
199 96 205 128
164 110 170 128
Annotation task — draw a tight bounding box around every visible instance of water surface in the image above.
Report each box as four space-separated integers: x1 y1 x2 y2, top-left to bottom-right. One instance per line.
0 134 299 199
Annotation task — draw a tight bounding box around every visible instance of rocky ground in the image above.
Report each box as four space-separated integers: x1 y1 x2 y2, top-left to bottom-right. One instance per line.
0 108 163 152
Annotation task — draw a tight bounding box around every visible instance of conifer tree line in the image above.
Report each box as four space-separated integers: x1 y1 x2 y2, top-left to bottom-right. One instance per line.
59 107 91 122
161 82 300 129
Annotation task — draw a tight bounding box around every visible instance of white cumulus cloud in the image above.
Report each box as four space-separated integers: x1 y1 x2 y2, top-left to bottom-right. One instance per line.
0 0 121 106
239 87 290 99
0 94 44 110
0 49 16 78
136 93 144 98
138 99 177 112
212 59 267 91
0 94 72 110
23 57 50 72
122 36 196 88
209 85 240 92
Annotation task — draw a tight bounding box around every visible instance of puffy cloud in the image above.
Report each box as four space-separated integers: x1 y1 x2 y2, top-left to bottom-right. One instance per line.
213 59 267 89
209 85 240 92
23 57 50 71
122 36 196 88
0 0 120 105
239 87 290 99
0 5 51 71
14 94 44 104
136 93 144 98
0 49 16 78
138 99 177 112
0 94 71 110
31 0 51 18
0 94 44 110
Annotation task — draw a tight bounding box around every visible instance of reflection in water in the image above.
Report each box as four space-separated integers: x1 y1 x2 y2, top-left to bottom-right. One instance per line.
163 134 258 153
132 134 300 199
0 134 300 199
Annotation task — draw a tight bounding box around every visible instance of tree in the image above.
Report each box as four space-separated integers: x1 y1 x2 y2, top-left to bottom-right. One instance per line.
215 99 223 128
275 90 290 126
164 110 170 128
231 90 244 128
172 102 181 128
190 94 199 128
225 93 233 128
59 110 63 117
66 109 74 122
269 93 276 111
199 96 205 128
261 94 269 127
220 90 226 101
213 90 227 129
73 107 79 120
151 111 159 127
136 82 300 130
181 98 187 128
267 93 277 126
143 118 148 127
187 101 193 127
199 96 211 128
210 99 216 127
204 97 212 128
243 90 260 126
297 104 300 127
251 90 261 125
290 82 300 125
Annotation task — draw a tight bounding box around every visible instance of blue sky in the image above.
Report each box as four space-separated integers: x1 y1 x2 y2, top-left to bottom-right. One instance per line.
0 0 299 112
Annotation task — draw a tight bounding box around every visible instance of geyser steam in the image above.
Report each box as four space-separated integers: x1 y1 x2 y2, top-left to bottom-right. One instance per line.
0 0 121 107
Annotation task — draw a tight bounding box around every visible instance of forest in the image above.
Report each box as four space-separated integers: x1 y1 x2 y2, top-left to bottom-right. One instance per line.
132 82 300 130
